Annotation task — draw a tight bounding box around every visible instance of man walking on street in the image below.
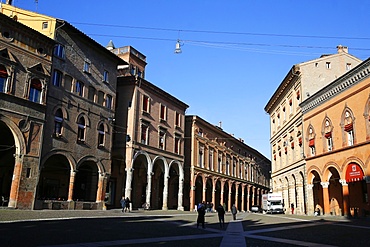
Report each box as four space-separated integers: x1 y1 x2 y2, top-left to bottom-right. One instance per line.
216 204 225 228
231 204 237 220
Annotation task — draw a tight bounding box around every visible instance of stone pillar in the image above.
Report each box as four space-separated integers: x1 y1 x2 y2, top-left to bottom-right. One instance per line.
177 178 184 211
241 185 245 212
162 176 169 210
228 191 232 212
212 187 216 211
251 186 255 206
8 155 22 208
202 186 207 203
306 184 314 215
146 172 153 208
339 179 350 216
96 172 105 202
67 170 76 201
125 168 134 200
321 182 330 215
190 184 196 211
296 180 304 215
235 190 239 210
246 185 250 211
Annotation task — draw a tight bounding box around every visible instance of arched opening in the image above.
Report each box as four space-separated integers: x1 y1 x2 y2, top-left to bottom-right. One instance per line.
37 154 70 201
73 161 98 202
132 154 148 209
328 167 343 216
345 162 366 217
223 183 229 211
311 170 324 214
150 159 165 210
0 121 15 206
214 180 221 209
194 176 203 208
168 164 179 210
205 178 213 205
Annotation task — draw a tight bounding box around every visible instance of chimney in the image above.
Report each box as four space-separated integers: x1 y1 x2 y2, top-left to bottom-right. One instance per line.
337 45 348 54
6 0 13 5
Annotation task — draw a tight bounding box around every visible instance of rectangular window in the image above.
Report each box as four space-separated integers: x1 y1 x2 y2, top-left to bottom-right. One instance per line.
327 138 333 151
75 81 84 97
141 122 149 145
326 62 331 69
103 70 109 82
159 129 166 150
160 104 167 121
0 77 7 93
42 22 48 29
199 146 204 168
106 95 112 109
143 95 150 112
53 44 65 59
209 149 214 171
88 86 96 102
175 112 181 127
174 134 181 154
218 156 222 173
84 60 91 73
346 63 352 70
347 130 354 146
52 70 62 87
98 91 105 105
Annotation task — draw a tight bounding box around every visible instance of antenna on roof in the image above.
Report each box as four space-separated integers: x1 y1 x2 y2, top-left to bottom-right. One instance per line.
35 0 39 11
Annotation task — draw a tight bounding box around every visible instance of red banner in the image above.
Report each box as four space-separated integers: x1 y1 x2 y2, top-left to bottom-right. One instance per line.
345 163 364 182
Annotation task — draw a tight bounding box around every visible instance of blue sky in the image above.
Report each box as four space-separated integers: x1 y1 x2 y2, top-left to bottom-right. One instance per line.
8 0 370 158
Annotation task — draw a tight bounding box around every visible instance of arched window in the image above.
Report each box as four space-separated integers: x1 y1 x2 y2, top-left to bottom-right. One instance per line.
77 117 86 142
308 126 316 156
323 119 333 152
29 78 42 103
343 110 354 146
54 109 63 137
0 64 8 93
98 123 105 147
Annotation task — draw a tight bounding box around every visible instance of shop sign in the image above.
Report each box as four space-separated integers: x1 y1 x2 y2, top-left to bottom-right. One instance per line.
345 163 364 182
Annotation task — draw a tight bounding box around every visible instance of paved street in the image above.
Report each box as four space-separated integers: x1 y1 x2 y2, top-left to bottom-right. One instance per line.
0 209 369 247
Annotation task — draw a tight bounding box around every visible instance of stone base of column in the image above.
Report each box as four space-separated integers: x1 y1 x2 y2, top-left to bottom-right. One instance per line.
177 206 184 211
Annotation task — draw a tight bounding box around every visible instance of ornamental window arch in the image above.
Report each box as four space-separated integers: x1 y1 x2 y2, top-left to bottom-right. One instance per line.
341 107 355 147
322 116 334 152
307 124 316 156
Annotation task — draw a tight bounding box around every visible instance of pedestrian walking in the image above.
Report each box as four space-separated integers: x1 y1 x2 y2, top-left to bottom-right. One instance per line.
196 201 206 229
291 203 294 214
231 204 237 220
120 196 126 212
216 204 225 228
125 197 131 212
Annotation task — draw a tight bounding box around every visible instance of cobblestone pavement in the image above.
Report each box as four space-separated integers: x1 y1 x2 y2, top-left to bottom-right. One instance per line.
1 208 369 247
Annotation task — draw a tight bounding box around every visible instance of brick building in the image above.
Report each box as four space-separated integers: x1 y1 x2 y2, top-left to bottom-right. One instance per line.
110 45 189 210
1 4 126 210
184 115 270 212
0 13 55 209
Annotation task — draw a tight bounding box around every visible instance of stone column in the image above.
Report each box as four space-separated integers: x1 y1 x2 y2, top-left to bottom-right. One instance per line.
339 179 350 216
202 186 207 203
246 185 250 211
8 155 22 208
190 184 196 211
212 187 216 211
296 180 304 215
67 170 77 201
241 185 245 212
96 172 105 202
321 181 330 215
177 178 184 211
251 186 255 206
125 168 134 200
235 189 239 210
228 191 232 212
145 172 153 208
306 184 314 215
162 175 169 210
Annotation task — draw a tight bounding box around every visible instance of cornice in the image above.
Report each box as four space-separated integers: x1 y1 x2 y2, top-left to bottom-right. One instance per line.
301 58 370 114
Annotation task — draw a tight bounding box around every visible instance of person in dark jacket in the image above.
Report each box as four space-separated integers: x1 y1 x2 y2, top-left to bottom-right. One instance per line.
125 197 131 212
231 204 237 220
120 196 126 212
216 204 226 228
197 201 206 229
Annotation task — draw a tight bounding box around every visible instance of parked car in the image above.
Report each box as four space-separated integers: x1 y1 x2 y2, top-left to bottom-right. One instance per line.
251 205 260 213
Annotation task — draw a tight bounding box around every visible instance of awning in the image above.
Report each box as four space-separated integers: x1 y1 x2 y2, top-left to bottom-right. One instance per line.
345 163 364 182
309 139 315 147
